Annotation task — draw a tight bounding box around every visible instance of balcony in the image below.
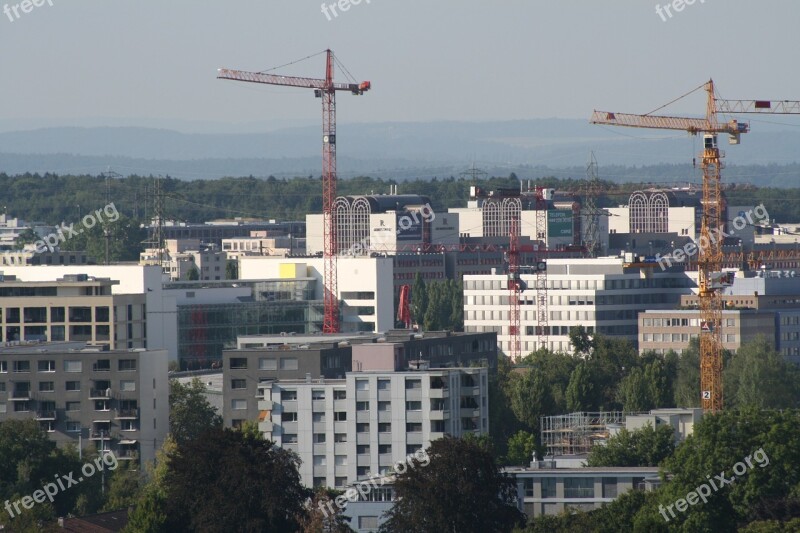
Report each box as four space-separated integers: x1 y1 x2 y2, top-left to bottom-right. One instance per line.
116 409 139 419
117 450 138 461
429 388 449 399
258 421 273 433
10 390 31 401
89 432 112 440
257 400 273 411
89 389 112 400
430 410 450 420
35 410 57 420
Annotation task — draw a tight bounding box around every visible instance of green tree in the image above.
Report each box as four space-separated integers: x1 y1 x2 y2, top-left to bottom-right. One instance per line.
225 260 238 280
586 423 675 467
162 428 309 532
186 266 200 281
616 367 655 413
101 461 141 512
297 488 354 533
509 369 554 433
568 325 594 355
724 335 800 409
566 362 595 412
125 437 176 533
673 341 701 407
379 436 524 533
488 355 525 459
169 379 222 445
505 430 537 466
410 273 427 327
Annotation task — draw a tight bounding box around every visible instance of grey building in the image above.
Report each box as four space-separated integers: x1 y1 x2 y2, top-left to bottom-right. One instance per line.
0 343 169 465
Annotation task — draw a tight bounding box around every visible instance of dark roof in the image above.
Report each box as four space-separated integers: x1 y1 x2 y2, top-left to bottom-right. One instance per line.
59 509 130 532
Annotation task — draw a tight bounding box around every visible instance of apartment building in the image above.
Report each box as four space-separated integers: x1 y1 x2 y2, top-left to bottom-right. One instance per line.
0 274 146 349
254 367 488 488
464 257 696 355
0 343 168 464
221 330 498 427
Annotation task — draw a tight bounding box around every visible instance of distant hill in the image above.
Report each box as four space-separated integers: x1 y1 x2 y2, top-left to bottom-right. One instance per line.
1 120 799 184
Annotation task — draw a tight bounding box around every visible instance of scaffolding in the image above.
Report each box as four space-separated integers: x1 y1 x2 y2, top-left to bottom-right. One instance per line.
540 411 624 456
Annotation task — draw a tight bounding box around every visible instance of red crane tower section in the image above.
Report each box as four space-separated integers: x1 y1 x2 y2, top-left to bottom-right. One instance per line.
507 218 521 360
397 285 413 329
218 50 371 333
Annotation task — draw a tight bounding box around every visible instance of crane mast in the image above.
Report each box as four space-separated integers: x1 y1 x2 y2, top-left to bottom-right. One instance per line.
592 80 800 412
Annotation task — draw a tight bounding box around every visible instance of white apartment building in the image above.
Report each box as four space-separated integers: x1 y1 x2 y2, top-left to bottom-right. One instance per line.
239 255 394 333
256 367 489 488
140 239 228 281
464 257 696 355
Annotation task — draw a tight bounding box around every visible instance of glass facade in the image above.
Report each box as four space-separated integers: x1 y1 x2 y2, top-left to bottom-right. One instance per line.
176 279 323 369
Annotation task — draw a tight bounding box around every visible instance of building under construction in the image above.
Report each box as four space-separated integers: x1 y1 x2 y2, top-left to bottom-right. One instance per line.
540 411 625 456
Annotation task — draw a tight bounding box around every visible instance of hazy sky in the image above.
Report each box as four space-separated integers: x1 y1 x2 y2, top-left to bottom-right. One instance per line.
2 0 799 132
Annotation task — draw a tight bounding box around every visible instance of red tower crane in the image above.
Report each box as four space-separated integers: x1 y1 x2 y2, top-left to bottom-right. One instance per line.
507 218 521 360
397 285 413 329
218 50 371 333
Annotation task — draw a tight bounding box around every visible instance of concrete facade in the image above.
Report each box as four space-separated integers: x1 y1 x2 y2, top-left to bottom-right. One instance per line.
0 343 168 465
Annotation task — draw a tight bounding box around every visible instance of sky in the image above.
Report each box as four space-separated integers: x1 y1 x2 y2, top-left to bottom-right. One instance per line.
1 0 799 133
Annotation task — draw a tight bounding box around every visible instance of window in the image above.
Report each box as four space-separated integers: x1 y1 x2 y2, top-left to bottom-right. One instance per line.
13 361 30 373
282 412 298 422
378 423 391 433
231 379 247 390
356 401 369 411
406 401 422 411
334 433 347 443
356 423 370 433
259 358 277 371
66 381 81 391
357 444 370 454
602 478 618 498
313 412 326 423
406 422 422 433
357 466 370 477
38 381 54 392
66 421 81 433
14 401 30 412
0 361 5 373
378 401 390 412
377 379 390 390
313 433 327 444
334 411 347 421
541 477 556 499
312 390 326 400
51 307 65 322
280 358 298 370
0 382 4 392
229 358 247 369
231 399 247 410
0 403 5 413
120 380 136 392
64 360 82 373
96 306 110 322
313 477 326 488
118 359 137 371
120 420 137 431
281 390 297 401
283 434 298 444
564 477 594 499
333 390 347 400
334 455 347 466
37 360 55 372
94 400 110 411
313 455 326 466
378 444 391 454
405 379 421 390
66 401 80 411
355 379 369 391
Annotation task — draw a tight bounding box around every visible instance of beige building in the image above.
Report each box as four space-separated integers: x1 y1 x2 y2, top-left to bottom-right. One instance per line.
638 308 775 354
140 239 227 281
0 274 146 348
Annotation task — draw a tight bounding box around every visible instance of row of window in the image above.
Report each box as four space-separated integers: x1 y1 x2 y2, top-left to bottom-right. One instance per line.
643 318 736 328
0 306 111 324
0 380 136 393
0 359 136 373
